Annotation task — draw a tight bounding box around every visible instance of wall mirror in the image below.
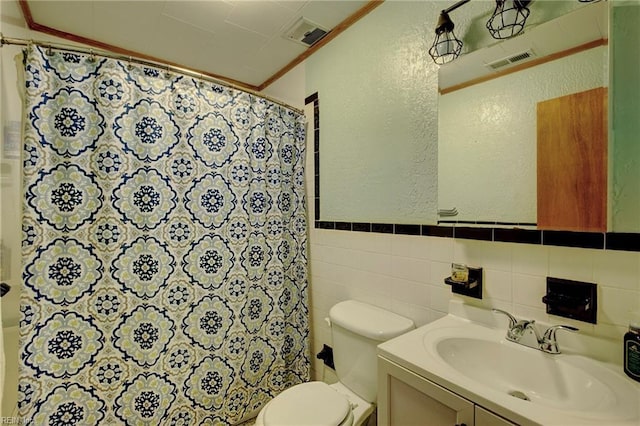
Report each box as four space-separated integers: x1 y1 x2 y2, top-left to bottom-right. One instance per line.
437 1 639 232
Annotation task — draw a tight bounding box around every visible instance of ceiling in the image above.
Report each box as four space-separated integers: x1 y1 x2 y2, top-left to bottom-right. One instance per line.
8 0 373 90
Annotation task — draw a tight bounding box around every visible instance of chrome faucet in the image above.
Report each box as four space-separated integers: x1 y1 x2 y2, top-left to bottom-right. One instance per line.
492 309 578 354
540 324 579 354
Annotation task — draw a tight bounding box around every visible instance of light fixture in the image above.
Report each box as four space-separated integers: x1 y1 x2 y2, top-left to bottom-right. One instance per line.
486 0 532 39
428 0 470 65
428 11 463 65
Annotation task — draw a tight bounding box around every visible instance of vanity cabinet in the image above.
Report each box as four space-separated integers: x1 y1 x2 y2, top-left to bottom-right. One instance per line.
475 406 516 426
378 356 517 426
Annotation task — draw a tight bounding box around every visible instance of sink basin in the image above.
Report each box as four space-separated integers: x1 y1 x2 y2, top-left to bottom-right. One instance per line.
418 324 639 422
378 304 640 425
436 336 618 412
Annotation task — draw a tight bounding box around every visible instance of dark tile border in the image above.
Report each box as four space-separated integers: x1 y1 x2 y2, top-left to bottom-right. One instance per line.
372 223 394 234
454 227 493 241
335 222 352 231
542 230 604 249
305 93 640 252
305 94 321 221
423 225 454 238
395 224 421 235
315 221 335 230
494 228 542 245
439 220 537 227
352 222 372 232
311 221 627 251
606 233 640 251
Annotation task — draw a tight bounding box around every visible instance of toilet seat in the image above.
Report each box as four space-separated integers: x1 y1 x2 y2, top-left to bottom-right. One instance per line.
262 381 352 426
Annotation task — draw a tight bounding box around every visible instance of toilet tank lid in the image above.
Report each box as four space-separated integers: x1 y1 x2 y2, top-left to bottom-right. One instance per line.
329 300 415 341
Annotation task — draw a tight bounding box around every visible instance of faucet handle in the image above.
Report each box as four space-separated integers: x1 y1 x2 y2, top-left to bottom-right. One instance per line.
541 324 579 354
492 308 517 328
542 324 579 340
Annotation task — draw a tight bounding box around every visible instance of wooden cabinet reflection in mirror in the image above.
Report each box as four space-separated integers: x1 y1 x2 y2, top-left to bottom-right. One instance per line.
537 87 607 232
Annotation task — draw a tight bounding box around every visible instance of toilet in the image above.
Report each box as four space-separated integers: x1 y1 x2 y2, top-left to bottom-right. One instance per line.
255 300 415 426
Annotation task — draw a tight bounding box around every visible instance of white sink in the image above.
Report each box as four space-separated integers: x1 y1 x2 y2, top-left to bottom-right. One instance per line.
378 304 640 425
433 332 627 413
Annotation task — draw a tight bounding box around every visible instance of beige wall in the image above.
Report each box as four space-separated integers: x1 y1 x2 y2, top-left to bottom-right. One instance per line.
261 63 306 111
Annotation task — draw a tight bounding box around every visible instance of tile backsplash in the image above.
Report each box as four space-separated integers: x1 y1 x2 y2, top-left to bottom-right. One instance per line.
307 228 640 380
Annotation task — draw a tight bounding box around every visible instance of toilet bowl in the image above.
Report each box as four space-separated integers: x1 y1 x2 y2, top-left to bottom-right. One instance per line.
255 300 414 426
254 381 372 426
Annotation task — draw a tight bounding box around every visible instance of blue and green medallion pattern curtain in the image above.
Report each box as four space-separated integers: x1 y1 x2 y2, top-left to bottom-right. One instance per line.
19 45 309 425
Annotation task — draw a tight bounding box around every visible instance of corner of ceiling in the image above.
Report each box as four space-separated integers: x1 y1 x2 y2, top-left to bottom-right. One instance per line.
18 0 384 92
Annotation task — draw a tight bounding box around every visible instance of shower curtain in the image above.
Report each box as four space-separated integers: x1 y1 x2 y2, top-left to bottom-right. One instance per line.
18 46 309 425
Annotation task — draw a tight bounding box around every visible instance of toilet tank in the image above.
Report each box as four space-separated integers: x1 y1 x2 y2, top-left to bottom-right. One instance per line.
329 300 414 403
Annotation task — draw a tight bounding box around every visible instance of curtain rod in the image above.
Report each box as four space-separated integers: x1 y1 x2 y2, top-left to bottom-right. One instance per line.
0 33 304 115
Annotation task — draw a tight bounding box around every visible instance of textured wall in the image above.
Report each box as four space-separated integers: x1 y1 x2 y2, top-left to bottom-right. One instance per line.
306 0 582 224
306 1 440 223
261 63 306 110
438 46 607 224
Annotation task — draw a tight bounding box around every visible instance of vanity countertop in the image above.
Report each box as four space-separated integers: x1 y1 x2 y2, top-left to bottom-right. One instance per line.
378 301 640 426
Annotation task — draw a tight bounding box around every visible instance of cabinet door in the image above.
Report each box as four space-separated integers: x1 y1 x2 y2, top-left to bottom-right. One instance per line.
378 356 474 426
475 406 517 426
537 87 607 232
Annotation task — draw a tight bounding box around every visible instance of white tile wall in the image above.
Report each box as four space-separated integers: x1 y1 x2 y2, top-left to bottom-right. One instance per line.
307 229 640 380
